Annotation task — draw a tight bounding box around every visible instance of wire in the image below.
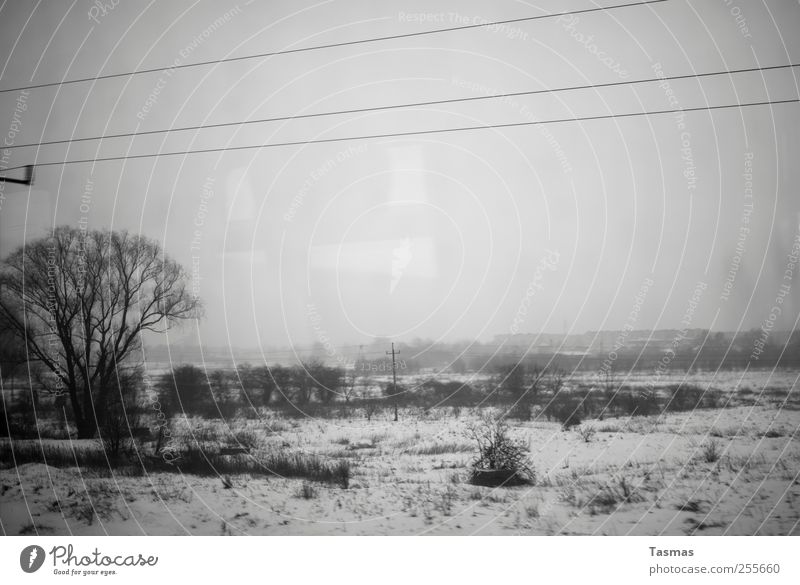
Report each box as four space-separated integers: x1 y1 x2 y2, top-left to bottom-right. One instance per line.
6 63 798 151
1 98 795 174
0 0 669 95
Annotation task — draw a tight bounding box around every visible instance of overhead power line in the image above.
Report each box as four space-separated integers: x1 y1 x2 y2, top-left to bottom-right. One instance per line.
0 0 668 95
1 98 795 174
6 62 798 152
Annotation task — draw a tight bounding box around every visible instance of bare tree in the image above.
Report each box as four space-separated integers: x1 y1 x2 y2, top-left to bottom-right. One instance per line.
157 364 212 417
545 368 566 396
261 365 294 406
0 328 27 407
598 366 617 419
208 368 238 418
0 226 199 438
308 362 344 405
362 396 381 421
100 366 144 458
0 328 25 381
341 366 358 405
500 362 543 419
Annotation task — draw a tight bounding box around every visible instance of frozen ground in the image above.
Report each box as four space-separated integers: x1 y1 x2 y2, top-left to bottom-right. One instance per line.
2 404 799 535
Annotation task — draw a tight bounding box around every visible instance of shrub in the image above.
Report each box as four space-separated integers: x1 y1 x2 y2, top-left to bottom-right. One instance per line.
296 482 318 499
435 485 457 516
2 391 42 439
53 479 130 524
616 388 660 417
562 475 644 515
587 476 644 514
186 419 220 444
0 440 127 471
163 444 352 487
507 400 533 421
99 405 140 459
667 384 705 412
287 364 315 406
495 363 526 402
403 441 473 456
250 365 294 406
701 440 721 463
703 389 724 409
578 425 596 443
229 428 259 450
466 414 534 486
677 499 706 513
99 369 144 459
362 399 382 421
307 362 344 404
543 392 582 428
157 365 214 417
1 438 353 488
260 451 352 488
421 380 479 407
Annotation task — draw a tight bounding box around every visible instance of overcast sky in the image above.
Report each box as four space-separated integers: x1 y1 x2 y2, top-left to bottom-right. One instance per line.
0 0 798 351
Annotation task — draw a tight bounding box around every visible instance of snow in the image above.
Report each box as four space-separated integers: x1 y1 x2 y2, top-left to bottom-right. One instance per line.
2 404 799 535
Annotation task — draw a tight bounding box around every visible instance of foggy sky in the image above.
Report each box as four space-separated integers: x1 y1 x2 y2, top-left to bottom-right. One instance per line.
0 0 798 351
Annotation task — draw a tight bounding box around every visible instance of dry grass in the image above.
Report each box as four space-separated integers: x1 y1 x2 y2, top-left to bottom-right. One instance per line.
3 398 799 535
403 441 473 456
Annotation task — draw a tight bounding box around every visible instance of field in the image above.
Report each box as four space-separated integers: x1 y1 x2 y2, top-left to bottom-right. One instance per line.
2 371 799 535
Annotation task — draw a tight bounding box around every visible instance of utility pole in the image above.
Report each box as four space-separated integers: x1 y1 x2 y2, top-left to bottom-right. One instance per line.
386 342 400 421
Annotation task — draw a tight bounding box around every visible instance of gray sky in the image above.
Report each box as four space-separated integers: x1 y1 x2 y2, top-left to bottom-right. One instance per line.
0 0 798 350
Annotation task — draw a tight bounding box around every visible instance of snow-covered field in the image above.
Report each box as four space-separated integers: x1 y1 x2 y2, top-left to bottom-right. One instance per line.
2 403 799 535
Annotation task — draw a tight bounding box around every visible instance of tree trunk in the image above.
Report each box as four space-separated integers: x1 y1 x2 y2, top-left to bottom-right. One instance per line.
76 417 98 439
73 384 100 439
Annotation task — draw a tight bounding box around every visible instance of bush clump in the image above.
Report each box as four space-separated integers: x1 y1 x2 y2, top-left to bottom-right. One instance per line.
261 451 352 488
1 438 353 488
466 414 534 486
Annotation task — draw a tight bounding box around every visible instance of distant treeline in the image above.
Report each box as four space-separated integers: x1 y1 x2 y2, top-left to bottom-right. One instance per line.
1 360 758 442
143 329 800 373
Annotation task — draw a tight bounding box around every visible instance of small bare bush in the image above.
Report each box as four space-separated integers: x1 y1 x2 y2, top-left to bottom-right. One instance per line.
404 441 473 456
148 477 193 503
230 428 259 450
701 440 721 463
1 441 118 470
578 425 596 443
677 499 707 513
362 400 382 421
564 475 644 515
186 420 219 444
296 482 318 499
53 480 130 525
261 451 352 488
438 485 457 515
466 414 534 486
521 502 539 519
